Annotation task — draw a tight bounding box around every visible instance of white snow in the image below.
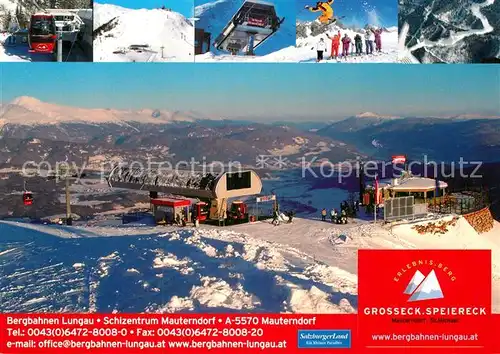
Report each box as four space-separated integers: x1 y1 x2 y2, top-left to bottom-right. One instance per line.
93 3 194 62
0 220 358 314
0 33 30 62
1 210 499 313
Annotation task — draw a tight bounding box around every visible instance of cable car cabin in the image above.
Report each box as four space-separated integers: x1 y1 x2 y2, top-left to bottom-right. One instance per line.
151 198 191 225
23 192 33 206
194 202 209 222
28 14 57 54
228 200 248 220
214 0 285 55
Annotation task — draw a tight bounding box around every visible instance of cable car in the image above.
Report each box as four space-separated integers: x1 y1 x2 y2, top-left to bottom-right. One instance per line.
23 191 33 206
28 13 57 54
214 0 285 55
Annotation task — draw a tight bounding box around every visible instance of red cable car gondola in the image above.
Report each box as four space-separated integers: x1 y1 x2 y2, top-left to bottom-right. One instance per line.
28 13 57 54
23 191 33 206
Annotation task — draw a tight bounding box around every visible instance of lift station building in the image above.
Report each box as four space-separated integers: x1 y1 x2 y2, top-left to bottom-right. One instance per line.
107 166 263 221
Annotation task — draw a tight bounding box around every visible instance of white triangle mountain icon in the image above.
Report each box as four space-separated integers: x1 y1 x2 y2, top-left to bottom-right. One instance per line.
404 269 444 302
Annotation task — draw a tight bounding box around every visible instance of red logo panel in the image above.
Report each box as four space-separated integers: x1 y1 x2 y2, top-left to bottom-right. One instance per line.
358 250 491 350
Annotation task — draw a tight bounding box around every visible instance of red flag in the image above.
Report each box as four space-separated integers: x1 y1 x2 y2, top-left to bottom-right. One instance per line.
374 174 380 205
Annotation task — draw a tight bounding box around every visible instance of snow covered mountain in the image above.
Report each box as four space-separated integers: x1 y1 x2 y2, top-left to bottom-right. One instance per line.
0 96 196 126
93 3 194 62
318 115 500 162
194 0 296 61
399 0 500 63
294 21 398 63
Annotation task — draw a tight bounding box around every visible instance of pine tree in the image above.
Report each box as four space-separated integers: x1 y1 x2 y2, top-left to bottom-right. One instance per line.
2 10 13 31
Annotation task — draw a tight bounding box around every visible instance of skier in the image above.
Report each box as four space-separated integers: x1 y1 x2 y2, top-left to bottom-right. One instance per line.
373 28 382 52
305 0 336 25
321 208 327 221
341 33 351 59
272 209 280 226
330 208 337 223
340 209 347 224
365 29 374 54
326 30 341 60
314 38 327 62
354 33 363 55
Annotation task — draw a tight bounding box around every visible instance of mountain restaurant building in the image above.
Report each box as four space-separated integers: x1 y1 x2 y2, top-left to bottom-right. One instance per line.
379 176 448 203
368 174 448 204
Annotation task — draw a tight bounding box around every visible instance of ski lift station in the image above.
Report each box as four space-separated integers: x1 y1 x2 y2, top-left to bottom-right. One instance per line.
210 0 285 55
107 167 263 223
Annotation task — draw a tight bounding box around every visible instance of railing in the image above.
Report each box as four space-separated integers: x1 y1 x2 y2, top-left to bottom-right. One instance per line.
427 192 489 215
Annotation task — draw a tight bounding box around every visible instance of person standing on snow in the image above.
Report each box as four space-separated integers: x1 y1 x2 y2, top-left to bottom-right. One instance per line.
305 0 336 25
326 30 341 60
330 208 337 222
372 28 382 52
341 33 351 59
321 208 327 221
354 33 363 55
365 28 374 54
315 38 327 62
272 209 280 226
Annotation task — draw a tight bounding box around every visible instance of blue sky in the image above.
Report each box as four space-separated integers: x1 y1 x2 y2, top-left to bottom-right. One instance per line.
296 0 397 27
0 64 498 121
101 0 193 17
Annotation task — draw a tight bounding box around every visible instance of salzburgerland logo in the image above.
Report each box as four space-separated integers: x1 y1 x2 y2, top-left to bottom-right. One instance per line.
363 259 487 318
297 330 351 349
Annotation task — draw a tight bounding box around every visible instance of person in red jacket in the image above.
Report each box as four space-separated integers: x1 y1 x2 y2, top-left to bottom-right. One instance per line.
341 33 351 59
372 28 382 52
326 30 341 60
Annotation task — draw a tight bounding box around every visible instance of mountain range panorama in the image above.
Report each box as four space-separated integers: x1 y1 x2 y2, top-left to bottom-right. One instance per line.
0 97 499 165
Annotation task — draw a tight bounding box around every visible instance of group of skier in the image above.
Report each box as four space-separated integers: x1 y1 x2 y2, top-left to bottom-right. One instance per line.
321 200 360 224
304 1 384 62
314 28 383 62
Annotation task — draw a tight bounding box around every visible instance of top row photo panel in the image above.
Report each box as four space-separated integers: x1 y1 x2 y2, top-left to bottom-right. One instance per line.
1 0 497 63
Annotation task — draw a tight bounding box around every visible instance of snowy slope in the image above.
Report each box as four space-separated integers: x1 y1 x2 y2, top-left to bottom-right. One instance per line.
230 216 500 312
0 33 30 62
0 221 357 314
194 0 295 58
295 22 398 63
93 3 194 62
